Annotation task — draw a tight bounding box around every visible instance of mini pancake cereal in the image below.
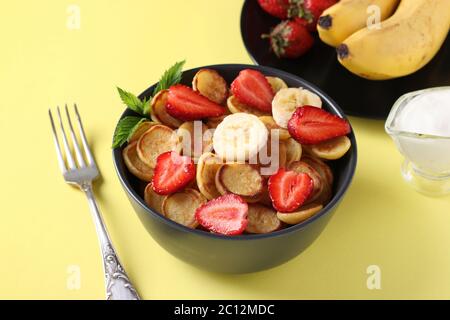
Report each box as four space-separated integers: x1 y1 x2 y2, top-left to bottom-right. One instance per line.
216 163 263 197
246 204 282 234
258 138 287 176
137 124 181 168
288 161 323 203
301 155 334 205
196 152 223 200
162 188 206 228
150 90 183 128
128 121 158 143
123 142 154 182
284 138 302 167
118 66 352 236
193 69 228 105
206 114 228 129
177 121 213 160
301 155 334 187
144 182 167 214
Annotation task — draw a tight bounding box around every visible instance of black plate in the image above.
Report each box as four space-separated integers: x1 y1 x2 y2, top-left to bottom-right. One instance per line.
241 0 450 119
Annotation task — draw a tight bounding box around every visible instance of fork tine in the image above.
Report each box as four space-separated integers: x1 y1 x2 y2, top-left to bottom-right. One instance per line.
65 104 86 168
74 104 96 167
49 109 67 174
56 106 77 170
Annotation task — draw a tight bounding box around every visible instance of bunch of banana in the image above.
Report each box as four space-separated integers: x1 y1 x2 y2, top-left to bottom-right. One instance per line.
317 0 450 80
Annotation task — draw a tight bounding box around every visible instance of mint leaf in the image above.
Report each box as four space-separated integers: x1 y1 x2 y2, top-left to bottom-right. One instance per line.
112 116 147 148
127 118 148 142
142 96 152 115
117 87 144 114
153 60 185 96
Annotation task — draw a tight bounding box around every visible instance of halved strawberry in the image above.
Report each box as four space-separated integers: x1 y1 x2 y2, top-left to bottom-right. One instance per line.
230 69 274 112
268 168 314 213
287 106 351 145
195 194 248 235
152 151 195 195
166 84 226 121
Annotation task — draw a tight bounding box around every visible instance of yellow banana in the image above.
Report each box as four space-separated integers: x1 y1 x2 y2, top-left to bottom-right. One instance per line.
337 0 450 80
317 0 400 47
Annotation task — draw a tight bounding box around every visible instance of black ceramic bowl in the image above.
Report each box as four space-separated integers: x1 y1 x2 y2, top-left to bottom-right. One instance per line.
113 64 357 274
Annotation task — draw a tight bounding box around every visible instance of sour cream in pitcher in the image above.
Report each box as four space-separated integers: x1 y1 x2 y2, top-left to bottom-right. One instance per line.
386 87 450 195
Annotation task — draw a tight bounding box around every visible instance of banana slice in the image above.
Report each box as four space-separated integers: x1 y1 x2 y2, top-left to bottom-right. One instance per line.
192 69 228 105
227 96 271 117
177 121 213 160
196 152 223 200
307 136 351 160
128 121 158 143
144 182 167 214
285 138 302 167
150 90 183 129
246 204 282 234
137 124 181 168
213 113 268 162
258 116 290 140
123 142 154 182
272 88 322 128
266 76 288 93
288 161 323 203
277 203 323 225
216 163 263 197
161 188 206 228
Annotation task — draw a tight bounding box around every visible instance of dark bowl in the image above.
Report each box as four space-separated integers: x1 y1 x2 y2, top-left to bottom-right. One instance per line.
112 64 357 274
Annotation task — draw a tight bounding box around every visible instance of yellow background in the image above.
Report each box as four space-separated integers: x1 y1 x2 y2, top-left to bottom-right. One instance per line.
1 0 449 300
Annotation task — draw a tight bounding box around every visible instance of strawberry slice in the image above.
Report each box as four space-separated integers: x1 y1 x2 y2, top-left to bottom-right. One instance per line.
268 168 314 213
166 84 226 121
230 69 274 112
152 151 195 195
195 194 248 235
287 106 351 145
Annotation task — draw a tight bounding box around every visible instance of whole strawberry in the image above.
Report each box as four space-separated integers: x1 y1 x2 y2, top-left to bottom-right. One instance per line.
262 20 314 59
257 0 291 19
292 0 338 31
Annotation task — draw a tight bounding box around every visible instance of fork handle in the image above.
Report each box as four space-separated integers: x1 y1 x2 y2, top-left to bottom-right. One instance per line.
83 184 140 300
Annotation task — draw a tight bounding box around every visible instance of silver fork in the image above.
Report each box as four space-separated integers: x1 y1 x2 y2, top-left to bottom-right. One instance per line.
49 104 140 300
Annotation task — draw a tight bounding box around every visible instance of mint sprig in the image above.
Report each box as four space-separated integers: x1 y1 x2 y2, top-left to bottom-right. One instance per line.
117 87 147 115
141 96 152 115
113 60 186 148
112 116 147 148
153 60 185 96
